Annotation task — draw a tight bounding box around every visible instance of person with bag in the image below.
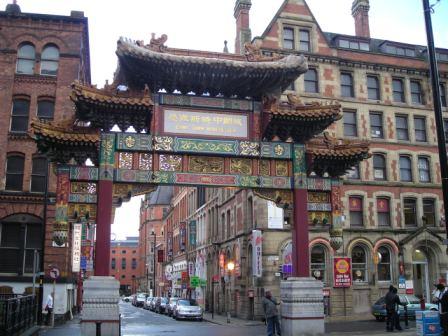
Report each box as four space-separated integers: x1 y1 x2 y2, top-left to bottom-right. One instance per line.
262 290 281 336
44 294 53 326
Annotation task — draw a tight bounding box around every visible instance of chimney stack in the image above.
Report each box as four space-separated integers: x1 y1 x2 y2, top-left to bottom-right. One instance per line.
351 0 370 38
234 0 252 54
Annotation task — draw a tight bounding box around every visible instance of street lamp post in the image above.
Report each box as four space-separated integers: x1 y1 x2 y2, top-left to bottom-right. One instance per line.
151 231 156 297
422 0 448 242
226 261 235 324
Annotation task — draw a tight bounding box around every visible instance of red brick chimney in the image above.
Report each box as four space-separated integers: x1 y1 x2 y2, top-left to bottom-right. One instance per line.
352 0 370 38
234 0 252 54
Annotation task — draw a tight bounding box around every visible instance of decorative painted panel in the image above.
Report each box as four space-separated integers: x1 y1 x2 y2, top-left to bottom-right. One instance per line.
55 167 70 228
293 144 307 189
307 192 330 203
71 182 97 194
118 152 133 169
116 133 152 151
68 204 97 221
306 177 332 191
230 158 252 175
260 142 292 159
99 133 116 180
153 136 174 151
259 160 270 176
331 179 343 227
275 161 288 176
159 94 253 111
70 167 99 181
309 211 332 225
239 142 259 156
159 155 182 171
138 153 152 170
69 194 97 203
188 156 224 174
174 138 238 155
307 203 332 211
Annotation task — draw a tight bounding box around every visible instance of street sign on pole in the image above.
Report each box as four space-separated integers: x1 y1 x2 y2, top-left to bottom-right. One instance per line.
49 267 60 280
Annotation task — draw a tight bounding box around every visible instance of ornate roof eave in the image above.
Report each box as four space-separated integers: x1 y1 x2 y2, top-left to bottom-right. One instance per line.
30 118 100 165
306 132 371 178
115 36 308 98
70 81 153 132
262 94 343 142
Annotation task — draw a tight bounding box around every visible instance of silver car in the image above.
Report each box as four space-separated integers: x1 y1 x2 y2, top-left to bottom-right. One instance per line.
173 299 203 321
166 297 178 316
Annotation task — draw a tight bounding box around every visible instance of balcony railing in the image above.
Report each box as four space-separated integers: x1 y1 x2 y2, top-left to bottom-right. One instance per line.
0 294 37 336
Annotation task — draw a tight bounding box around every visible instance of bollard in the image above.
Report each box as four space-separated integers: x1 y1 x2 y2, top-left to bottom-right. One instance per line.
227 311 231 323
404 305 409 329
96 322 101 336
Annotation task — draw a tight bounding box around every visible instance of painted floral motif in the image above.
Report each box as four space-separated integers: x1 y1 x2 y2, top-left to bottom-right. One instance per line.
139 153 152 170
239 141 259 156
118 152 133 169
160 155 182 171
71 182 97 194
154 136 174 151
230 158 252 175
189 156 224 174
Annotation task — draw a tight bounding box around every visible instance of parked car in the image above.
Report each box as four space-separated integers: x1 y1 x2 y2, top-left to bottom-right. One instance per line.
135 293 148 308
166 297 179 316
155 297 169 314
122 296 132 302
371 294 438 321
144 297 153 310
172 299 203 321
149 297 158 311
131 294 137 306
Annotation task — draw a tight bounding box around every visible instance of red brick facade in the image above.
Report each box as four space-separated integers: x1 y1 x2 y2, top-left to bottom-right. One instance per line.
110 239 139 295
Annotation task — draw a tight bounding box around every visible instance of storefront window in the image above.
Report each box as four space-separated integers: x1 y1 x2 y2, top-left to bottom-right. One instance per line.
352 245 368 282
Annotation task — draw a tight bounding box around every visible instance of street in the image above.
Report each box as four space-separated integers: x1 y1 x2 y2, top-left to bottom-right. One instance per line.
38 301 416 336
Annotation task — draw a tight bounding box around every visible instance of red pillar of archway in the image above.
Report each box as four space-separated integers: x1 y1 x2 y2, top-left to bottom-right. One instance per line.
292 189 310 277
292 144 310 277
95 180 113 276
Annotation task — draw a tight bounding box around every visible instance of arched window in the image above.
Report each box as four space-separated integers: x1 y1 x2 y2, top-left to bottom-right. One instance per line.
352 245 368 282
16 43 35 74
5 154 25 191
311 245 327 283
10 99 30 133
0 214 42 275
37 100 55 121
41 44 59 76
377 246 392 282
31 157 47 193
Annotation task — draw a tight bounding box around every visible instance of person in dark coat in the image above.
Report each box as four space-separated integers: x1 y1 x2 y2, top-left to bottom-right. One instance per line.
385 286 404 332
262 291 281 336
440 287 448 336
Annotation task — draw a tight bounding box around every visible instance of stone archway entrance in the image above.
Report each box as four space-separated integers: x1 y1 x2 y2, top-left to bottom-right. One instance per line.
412 247 434 302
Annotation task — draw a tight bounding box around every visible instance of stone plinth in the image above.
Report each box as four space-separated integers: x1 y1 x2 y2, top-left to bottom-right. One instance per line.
81 276 120 336
280 277 324 336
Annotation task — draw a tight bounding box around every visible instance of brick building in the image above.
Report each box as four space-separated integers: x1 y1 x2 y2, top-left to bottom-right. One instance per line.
138 187 172 295
0 2 90 319
160 0 448 319
110 237 139 295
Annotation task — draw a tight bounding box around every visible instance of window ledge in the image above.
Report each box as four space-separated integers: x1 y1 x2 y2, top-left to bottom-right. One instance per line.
8 132 30 140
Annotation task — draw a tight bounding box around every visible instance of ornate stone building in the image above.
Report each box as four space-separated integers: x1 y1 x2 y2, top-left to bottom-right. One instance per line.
0 2 90 320
164 0 448 318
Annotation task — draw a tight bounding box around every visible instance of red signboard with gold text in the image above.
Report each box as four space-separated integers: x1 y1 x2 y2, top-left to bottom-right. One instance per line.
333 257 352 288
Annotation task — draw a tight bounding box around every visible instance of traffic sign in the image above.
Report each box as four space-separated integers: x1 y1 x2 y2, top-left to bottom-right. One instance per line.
49 267 60 280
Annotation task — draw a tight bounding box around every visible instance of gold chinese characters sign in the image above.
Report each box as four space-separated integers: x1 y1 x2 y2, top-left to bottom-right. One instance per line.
163 109 248 139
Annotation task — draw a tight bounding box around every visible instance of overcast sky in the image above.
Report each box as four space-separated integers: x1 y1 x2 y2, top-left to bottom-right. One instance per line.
9 0 447 239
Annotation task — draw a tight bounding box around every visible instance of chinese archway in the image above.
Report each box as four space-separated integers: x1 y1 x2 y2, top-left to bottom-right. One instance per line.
31 35 370 277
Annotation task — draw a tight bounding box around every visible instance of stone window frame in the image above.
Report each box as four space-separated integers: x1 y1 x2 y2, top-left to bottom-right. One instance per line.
376 197 392 227
282 26 295 50
281 23 314 53
340 72 355 98
376 245 394 282
37 97 55 121
298 29 311 52
348 195 364 228
369 111 384 139
440 82 447 108
372 153 387 181
422 198 436 227
395 114 409 141
410 79 424 105
392 78 406 103
111 258 116 270
413 115 427 143
399 155 413 182
367 75 381 101
417 156 431 183
304 68 319 93
351 244 370 283
343 109 358 137
402 197 418 227
372 191 396 228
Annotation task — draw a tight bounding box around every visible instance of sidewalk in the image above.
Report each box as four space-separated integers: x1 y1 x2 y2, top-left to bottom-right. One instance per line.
202 311 265 327
38 316 81 336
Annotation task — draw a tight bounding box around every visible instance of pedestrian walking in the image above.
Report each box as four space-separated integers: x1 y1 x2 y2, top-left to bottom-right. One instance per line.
385 286 404 332
262 290 281 336
44 294 53 326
